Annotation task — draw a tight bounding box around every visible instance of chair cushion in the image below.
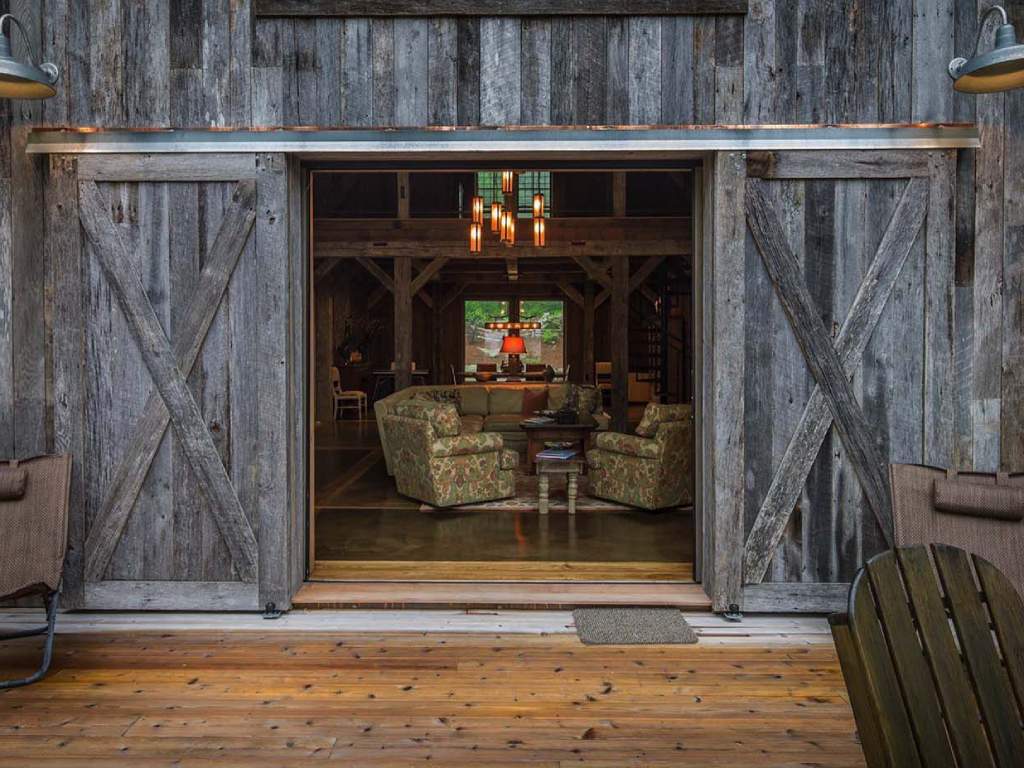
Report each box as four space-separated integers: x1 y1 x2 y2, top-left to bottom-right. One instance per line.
593 432 661 459
635 403 692 438
483 414 524 432
489 388 524 414
460 386 489 416
393 401 461 438
521 387 548 416
459 414 485 434
430 432 503 457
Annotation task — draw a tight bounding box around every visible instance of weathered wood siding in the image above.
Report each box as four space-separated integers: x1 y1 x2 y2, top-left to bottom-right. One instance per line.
0 1 1021 604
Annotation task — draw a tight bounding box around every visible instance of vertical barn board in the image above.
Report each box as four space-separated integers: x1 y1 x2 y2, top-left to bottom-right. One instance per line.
480 18 521 125
520 19 551 125
342 19 372 126
256 153 292 609
972 89 1005 473
741 0 775 124
606 18 629 124
713 16 743 123
0 177 11 457
86 0 125 125
428 19 458 126
1004 85 1024 471
395 19 429 126
123 0 170 127
315 18 344 126
202 0 234 126
252 17 286 127
549 17 574 125
573 17 608 124
911 0 954 123
709 151 746 612
291 19 318 125
661 16 694 124
456 18 481 125
228 0 253 126
692 17 716 124
878 0 912 123
628 17 661 124
924 152 955 468
47 155 85 608
371 19 396 125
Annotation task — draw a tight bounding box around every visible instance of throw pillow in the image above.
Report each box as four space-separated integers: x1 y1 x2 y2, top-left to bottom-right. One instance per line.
635 403 692 437
573 385 601 416
413 388 462 414
521 387 549 416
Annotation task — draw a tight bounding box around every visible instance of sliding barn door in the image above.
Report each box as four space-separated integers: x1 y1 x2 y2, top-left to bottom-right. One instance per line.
704 150 954 612
49 154 304 610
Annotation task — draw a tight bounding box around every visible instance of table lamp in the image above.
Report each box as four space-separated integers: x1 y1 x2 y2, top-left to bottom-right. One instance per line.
500 335 527 375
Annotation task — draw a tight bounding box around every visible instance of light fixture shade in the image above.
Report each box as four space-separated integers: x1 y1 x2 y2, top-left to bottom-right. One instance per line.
533 217 546 247
949 10 1024 93
471 196 484 224
500 335 527 355
490 202 502 232
0 16 59 99
469 222 482 253
504 212 516 245
501 171 515 194
532 193 545 218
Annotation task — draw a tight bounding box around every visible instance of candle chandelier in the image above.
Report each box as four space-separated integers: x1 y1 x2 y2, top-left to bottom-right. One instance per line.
467 171 547 253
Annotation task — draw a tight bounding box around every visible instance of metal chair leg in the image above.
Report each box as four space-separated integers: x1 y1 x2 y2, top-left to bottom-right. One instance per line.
0 588 60 690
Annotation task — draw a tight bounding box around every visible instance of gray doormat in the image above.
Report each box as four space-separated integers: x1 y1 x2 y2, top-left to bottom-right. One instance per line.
572 608 698 645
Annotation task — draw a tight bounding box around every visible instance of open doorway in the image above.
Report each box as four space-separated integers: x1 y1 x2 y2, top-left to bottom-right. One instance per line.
309 163 698 584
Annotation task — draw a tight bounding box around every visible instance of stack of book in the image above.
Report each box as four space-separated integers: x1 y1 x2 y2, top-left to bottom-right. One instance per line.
522 416 555 425
535 448 579 461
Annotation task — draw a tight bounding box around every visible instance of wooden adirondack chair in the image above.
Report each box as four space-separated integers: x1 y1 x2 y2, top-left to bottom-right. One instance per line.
830 544 1024 768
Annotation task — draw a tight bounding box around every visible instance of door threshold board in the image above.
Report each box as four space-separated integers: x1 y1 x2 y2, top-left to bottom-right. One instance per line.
311 559 694 582
293 581 711 610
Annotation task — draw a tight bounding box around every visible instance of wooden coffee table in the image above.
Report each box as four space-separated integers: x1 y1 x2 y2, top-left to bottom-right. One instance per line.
519 415 598 473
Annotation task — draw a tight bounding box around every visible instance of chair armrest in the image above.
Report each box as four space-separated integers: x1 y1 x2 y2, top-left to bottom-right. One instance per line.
592 432 661 459
431 432 504 458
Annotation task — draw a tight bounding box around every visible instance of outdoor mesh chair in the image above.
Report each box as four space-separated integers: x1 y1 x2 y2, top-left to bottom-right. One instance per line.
0 454 72 689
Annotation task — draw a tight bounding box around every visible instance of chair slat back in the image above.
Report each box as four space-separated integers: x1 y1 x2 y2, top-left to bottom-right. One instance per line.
833 544 1024 768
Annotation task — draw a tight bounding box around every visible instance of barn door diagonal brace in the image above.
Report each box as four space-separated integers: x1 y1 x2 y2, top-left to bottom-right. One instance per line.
78 180 259 583
742 177 931 584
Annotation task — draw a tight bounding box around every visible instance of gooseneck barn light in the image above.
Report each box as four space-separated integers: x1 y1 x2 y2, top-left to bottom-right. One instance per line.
0 14 59 99
948 5 1024 93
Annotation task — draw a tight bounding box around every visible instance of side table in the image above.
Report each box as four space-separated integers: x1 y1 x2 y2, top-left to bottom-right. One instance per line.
536 458 586 515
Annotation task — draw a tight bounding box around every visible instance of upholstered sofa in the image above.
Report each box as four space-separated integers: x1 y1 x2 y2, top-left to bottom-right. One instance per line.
375 383 609 477
587 403 694 510
381 401 519 507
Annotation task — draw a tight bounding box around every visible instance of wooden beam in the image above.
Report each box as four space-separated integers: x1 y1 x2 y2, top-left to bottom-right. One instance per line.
355 256 395 292
611 257 629 433
255 0 749 16
747 150 933 180
440 283 466 311
366 284 389 311
572 255 612 289
582 280 595 386
393 257 413 391
314 258 341 280
557 280 584 307
411 256 449 294
317 241 689 260
745 179 895 552
506 255 519 281
596 255 665 307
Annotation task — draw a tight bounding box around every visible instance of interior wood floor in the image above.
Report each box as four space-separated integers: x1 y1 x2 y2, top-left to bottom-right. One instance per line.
0 631 864 766
314 419 695 582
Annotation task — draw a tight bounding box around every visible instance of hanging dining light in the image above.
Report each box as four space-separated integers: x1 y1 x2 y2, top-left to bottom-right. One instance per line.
532 192 545 218
490 201 502 233
469 222 482 253
471 195 484 224
501 171 515 194
502 211 516 245
533 217 546 247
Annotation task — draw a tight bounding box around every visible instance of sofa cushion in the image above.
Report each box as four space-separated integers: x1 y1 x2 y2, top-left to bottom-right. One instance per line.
483 414 524 432
459 414 485 434
489 387 524 414
635 403 692 438
460 386 489 416
413 388 461 414
521 387 548 416
393 401 461 438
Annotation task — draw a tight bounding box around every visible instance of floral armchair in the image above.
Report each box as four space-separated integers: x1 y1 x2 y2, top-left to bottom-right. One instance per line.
382 401 518 507
586 403 693 510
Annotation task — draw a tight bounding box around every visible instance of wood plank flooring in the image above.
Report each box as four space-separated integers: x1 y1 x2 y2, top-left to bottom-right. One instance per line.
0 630 865 766
311 560 694 582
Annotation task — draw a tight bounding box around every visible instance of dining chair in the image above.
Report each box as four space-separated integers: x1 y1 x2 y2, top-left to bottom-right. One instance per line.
331 366 367 419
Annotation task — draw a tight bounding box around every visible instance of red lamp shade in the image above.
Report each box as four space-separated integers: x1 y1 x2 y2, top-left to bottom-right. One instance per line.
500 335 527 355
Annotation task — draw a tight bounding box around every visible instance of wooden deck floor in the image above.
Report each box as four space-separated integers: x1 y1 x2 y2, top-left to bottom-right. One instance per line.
0 627 865 766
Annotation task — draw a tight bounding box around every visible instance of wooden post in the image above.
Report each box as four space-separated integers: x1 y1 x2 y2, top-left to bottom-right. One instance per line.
397 171 410 219
394 257 413 390
612 172 627 217
611 256 629 433
431 281 443 384
582 280 595 385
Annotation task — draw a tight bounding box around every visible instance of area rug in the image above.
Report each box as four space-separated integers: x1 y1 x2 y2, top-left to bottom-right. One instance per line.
420 473 633 513
572 608 698 645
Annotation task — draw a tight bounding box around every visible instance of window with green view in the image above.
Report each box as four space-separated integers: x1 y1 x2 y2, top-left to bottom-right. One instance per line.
475 172 551 220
